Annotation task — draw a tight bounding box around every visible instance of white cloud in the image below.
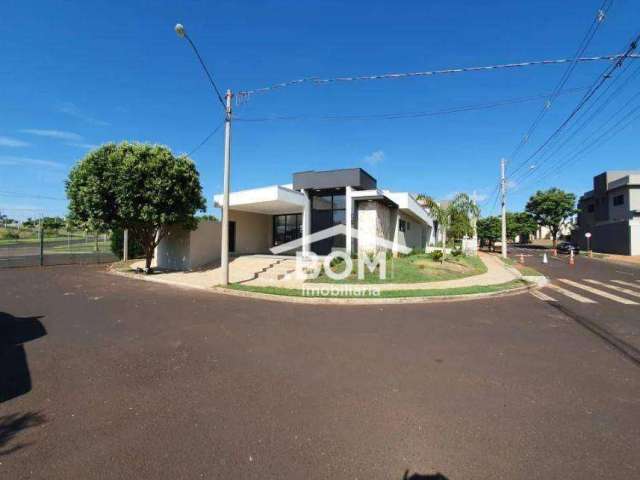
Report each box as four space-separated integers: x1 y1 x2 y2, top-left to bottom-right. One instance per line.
66 142 99 150
364 150 385 165
58 102 110 126
20 129 83 142
0 155 65 169
0 136 30 147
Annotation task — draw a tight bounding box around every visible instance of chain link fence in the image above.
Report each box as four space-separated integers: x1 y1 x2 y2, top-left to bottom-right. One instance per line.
0 209 118 268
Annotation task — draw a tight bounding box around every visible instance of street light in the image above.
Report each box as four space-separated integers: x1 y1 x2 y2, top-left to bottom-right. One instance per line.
175 23 233 286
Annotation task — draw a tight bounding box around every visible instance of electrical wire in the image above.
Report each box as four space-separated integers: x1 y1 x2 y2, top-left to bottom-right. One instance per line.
235 87 587 123
504 32 640 190
184 120 225 157
510 57 640 187
516 88 640 190
236 53 638 100
507 0 613 175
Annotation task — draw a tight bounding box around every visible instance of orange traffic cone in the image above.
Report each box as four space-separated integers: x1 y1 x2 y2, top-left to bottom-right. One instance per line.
569 250 575 266
552 248 558 257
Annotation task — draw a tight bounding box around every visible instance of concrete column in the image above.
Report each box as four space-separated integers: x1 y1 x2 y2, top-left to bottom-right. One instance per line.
345 186 353 256
302 189 311 257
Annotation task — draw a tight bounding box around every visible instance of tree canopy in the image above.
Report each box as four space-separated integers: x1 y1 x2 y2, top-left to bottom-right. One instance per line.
525 188 576 248
66 142 206 269
417 192 479 258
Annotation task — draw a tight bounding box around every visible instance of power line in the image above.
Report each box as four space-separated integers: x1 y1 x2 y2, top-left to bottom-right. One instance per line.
235 87 587 123
236 53 639 100
505 32 640 190
184 120 225 157
0 191 66 201
511 58 640 187
516 88 640 190
507 1 613 175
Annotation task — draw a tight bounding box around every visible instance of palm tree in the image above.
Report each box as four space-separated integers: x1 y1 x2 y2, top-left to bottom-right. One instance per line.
417 192 480 259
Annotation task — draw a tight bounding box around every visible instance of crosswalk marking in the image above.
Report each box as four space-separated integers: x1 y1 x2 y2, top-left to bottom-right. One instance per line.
558 279 638 305
611 279 640 289
585 279 640 299
531 290 557 302
546 283 597 304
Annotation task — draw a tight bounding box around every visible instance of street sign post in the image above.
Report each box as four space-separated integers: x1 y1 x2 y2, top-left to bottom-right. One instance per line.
585 232 592 257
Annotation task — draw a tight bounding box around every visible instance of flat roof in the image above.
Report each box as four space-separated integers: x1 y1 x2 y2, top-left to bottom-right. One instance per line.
292 168 377 190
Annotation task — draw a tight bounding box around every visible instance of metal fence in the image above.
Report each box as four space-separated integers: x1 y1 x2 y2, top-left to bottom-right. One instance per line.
0 211 117 268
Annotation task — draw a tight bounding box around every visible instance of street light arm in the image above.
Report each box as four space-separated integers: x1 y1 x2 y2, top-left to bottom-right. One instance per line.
175 24 226 110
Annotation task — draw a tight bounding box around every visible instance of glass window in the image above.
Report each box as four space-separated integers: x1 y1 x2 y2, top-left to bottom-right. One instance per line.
273 214 302 246
332 194 346 209
613 194 624 206
333 210 346 225
399 219 407 232
313 196 332 210
587 204 594 213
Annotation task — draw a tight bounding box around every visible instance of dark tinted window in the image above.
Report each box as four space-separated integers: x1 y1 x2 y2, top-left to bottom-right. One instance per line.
613 194 624 206
313 196 332 210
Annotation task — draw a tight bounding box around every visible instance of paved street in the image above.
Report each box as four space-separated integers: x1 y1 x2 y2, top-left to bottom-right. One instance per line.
510 245 640 362
2 265 640 479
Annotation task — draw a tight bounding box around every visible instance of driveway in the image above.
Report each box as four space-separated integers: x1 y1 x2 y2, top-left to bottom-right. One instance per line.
1 265 639 479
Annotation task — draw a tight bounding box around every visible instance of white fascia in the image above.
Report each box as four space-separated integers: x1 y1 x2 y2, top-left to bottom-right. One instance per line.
213 185 306 214
383 190 434 226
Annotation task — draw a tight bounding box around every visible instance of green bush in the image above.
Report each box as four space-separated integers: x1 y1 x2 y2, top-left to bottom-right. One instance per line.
110 228 145 259
430 250 443 262
1 230 20 240
451 249 464 257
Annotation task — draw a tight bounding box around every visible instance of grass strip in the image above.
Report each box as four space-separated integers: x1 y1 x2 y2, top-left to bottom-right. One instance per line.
227 279 527 299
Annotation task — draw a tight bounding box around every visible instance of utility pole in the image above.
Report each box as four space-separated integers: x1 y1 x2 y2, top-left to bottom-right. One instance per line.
220 89 233 286
123 228 129 262
500 158 507 259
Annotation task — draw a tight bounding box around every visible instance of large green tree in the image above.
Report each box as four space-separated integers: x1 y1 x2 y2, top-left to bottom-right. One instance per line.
417 193 480 258
507 212 538 243
476 216 501 250
525 188 576 248
66 142 206 270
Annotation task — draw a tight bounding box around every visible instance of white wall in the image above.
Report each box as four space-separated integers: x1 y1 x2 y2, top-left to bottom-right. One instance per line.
156 220 221 270
228 210 272 254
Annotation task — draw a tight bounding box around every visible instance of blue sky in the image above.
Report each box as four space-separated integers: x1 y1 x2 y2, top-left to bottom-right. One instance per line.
1 0 639 220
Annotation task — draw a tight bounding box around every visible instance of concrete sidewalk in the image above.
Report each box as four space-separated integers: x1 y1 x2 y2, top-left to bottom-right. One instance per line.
127 251 520 292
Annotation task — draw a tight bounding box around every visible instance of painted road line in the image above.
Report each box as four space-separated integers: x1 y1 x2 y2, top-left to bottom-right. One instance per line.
558 279 638 305
531 290 557 302
586 279 640 299
547 283 597 304
611 279 640 290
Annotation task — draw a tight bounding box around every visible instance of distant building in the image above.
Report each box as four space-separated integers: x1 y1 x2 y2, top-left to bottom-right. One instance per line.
574 171 640 255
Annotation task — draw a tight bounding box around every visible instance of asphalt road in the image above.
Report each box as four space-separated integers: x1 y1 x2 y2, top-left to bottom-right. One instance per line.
510 245 640 361
1 265 640 479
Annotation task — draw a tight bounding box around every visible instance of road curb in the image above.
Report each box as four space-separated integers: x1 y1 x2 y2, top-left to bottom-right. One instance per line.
109 266 540 305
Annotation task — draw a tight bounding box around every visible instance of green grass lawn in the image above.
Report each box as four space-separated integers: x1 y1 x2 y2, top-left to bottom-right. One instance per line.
228 279 527 299
46 242 110 253
0 234 86 246
309 253 487 284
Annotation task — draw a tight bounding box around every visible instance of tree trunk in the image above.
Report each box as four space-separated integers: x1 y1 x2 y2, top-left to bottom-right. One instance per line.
551 228 558 249
441 229 447 261
145 251 153 271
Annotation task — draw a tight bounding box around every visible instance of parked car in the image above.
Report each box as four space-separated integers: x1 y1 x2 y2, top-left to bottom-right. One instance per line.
557 241 580 254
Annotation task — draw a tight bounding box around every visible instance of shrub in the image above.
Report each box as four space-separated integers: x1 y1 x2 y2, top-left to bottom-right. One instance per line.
1 231 20 240
430 250 443 262
451 249 464 257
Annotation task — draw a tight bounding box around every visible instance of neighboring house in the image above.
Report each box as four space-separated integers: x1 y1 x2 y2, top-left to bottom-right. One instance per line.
156 168 435 270
574 171 640 255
